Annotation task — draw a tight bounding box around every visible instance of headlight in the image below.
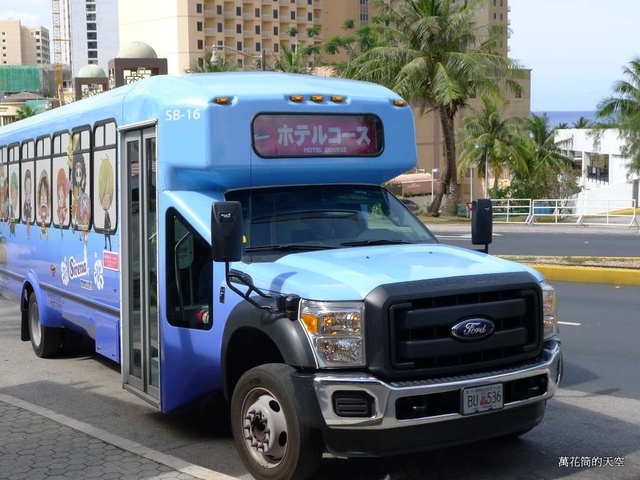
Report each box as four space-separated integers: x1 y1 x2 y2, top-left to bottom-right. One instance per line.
541 281 559 340
299 300 364 368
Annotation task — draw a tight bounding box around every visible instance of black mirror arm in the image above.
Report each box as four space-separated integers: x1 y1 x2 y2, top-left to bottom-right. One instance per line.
476 244 489 254
225 263 276 312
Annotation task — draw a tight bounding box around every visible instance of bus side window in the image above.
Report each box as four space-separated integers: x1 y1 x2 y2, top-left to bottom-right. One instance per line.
166 210 213 330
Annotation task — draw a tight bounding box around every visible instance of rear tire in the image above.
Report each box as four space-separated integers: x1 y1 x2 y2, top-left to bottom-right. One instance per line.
27 292 62 358
230 364 323 480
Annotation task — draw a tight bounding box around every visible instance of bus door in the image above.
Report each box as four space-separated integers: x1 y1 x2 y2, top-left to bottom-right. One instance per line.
120 126 160 406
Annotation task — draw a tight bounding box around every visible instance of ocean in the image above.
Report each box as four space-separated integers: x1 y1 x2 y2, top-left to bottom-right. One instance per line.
532 111 598 128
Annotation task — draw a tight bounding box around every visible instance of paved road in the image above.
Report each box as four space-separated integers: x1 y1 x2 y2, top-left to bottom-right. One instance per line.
557 282 640 401
428 222 640 257
1 281 639 479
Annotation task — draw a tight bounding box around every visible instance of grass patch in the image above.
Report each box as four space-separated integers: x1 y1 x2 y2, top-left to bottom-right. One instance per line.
561 256 591 265
498 255 640 270
420 215 470 224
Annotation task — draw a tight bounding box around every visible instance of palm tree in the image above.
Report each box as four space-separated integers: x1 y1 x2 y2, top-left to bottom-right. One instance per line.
508 113 576 199
572 117 592 129
456 99 529 196
185 52 238 73
16 105 36 120
338 0 522 216
323 19 387 74
595 57 640 174
527 114 573 169
270 43 319 73
270 26 323 74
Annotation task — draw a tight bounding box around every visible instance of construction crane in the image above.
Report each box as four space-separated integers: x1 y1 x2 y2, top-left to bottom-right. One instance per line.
51 0 71 105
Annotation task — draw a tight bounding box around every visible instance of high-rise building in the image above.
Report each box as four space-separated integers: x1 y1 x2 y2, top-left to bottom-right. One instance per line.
115 0 528 183
118 0 326 74
69 0 120 77
0 20 50 66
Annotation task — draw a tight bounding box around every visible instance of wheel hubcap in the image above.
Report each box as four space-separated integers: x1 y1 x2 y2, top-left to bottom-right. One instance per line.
241 391 288 468
29 303 41 347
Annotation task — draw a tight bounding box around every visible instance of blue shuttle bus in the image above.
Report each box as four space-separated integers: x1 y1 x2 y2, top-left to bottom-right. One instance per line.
0 73 562 480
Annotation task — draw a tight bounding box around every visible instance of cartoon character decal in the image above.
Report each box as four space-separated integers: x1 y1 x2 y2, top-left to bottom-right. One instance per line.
77 192 91 243
38 170 50 240
9 172 18 236
69 134 87 232
23 169 32 239
0 235 6 267
0 174 8 222
71 155 86 229
98 156 114 250
56 168 70 238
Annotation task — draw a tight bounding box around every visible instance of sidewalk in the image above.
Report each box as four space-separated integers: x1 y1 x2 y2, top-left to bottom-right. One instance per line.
0 395 236 480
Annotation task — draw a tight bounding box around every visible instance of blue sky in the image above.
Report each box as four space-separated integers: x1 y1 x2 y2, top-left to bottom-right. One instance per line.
3 0 53 39
509 0 640 112
4 0 640 112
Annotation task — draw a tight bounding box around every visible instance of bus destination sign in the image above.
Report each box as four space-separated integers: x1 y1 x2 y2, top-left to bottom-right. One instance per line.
252 114 382 157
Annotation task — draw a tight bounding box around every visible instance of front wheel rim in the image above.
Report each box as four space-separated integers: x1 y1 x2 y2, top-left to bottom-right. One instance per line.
29 301 41 347
240 388 289 469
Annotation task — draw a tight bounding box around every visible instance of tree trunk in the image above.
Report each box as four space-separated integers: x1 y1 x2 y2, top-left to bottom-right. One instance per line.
427 106 459 216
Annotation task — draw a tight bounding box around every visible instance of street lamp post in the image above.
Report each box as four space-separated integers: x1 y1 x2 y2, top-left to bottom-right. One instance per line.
470 163 474 202
484 146 489 198
211 45 266 71
431 168 439 202
469 162 478 218
475 143 490 198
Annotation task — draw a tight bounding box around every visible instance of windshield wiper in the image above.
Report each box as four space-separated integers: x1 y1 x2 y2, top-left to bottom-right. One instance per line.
245 244 337 252
340 239 414 247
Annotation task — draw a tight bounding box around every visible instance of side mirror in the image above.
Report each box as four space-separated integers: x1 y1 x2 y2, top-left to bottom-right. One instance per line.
211 201 243 262
471 198 493 253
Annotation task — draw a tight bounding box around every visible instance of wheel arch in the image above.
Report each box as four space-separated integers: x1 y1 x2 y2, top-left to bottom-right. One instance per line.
19 280 35 341
20 274 64 339
222 300 316 401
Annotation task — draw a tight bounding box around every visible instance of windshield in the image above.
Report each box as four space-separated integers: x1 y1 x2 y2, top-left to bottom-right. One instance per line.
225 185 437 254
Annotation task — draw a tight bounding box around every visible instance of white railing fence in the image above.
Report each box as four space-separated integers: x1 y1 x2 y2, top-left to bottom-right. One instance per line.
489 198 639 230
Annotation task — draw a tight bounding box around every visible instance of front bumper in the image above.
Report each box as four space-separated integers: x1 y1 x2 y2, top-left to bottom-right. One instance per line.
311 340 562 430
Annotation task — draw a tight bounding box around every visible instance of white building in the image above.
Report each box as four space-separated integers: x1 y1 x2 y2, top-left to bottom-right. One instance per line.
70 0 119 77
556 128 640 208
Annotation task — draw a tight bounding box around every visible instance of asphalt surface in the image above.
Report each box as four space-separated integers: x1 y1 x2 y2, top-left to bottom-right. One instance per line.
427 222 640 286
1 222 638 480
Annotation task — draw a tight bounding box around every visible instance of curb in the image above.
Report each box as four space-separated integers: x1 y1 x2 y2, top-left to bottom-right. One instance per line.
530 264 640 286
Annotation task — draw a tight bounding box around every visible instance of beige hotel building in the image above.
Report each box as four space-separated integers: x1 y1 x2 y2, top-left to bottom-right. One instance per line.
118 0 530 190
0 20 51 66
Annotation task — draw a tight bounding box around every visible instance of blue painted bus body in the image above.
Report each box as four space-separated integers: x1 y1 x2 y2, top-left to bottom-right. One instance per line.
237 244 544 302
0 73 417 411
0 72 555 432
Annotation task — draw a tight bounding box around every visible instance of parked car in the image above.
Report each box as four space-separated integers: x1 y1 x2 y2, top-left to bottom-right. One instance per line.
401 198 420 212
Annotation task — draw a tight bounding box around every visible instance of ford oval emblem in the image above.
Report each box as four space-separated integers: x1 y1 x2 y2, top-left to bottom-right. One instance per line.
451 318 495 342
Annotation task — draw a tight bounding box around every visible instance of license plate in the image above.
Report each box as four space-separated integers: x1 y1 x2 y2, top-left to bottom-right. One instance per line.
462 383 504 415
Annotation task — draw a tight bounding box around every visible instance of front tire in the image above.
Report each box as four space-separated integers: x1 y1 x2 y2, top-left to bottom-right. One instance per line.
230 364 323 480
28 292 62 358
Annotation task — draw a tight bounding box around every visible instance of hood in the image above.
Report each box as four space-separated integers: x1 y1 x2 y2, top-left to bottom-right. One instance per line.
239 244 542 301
